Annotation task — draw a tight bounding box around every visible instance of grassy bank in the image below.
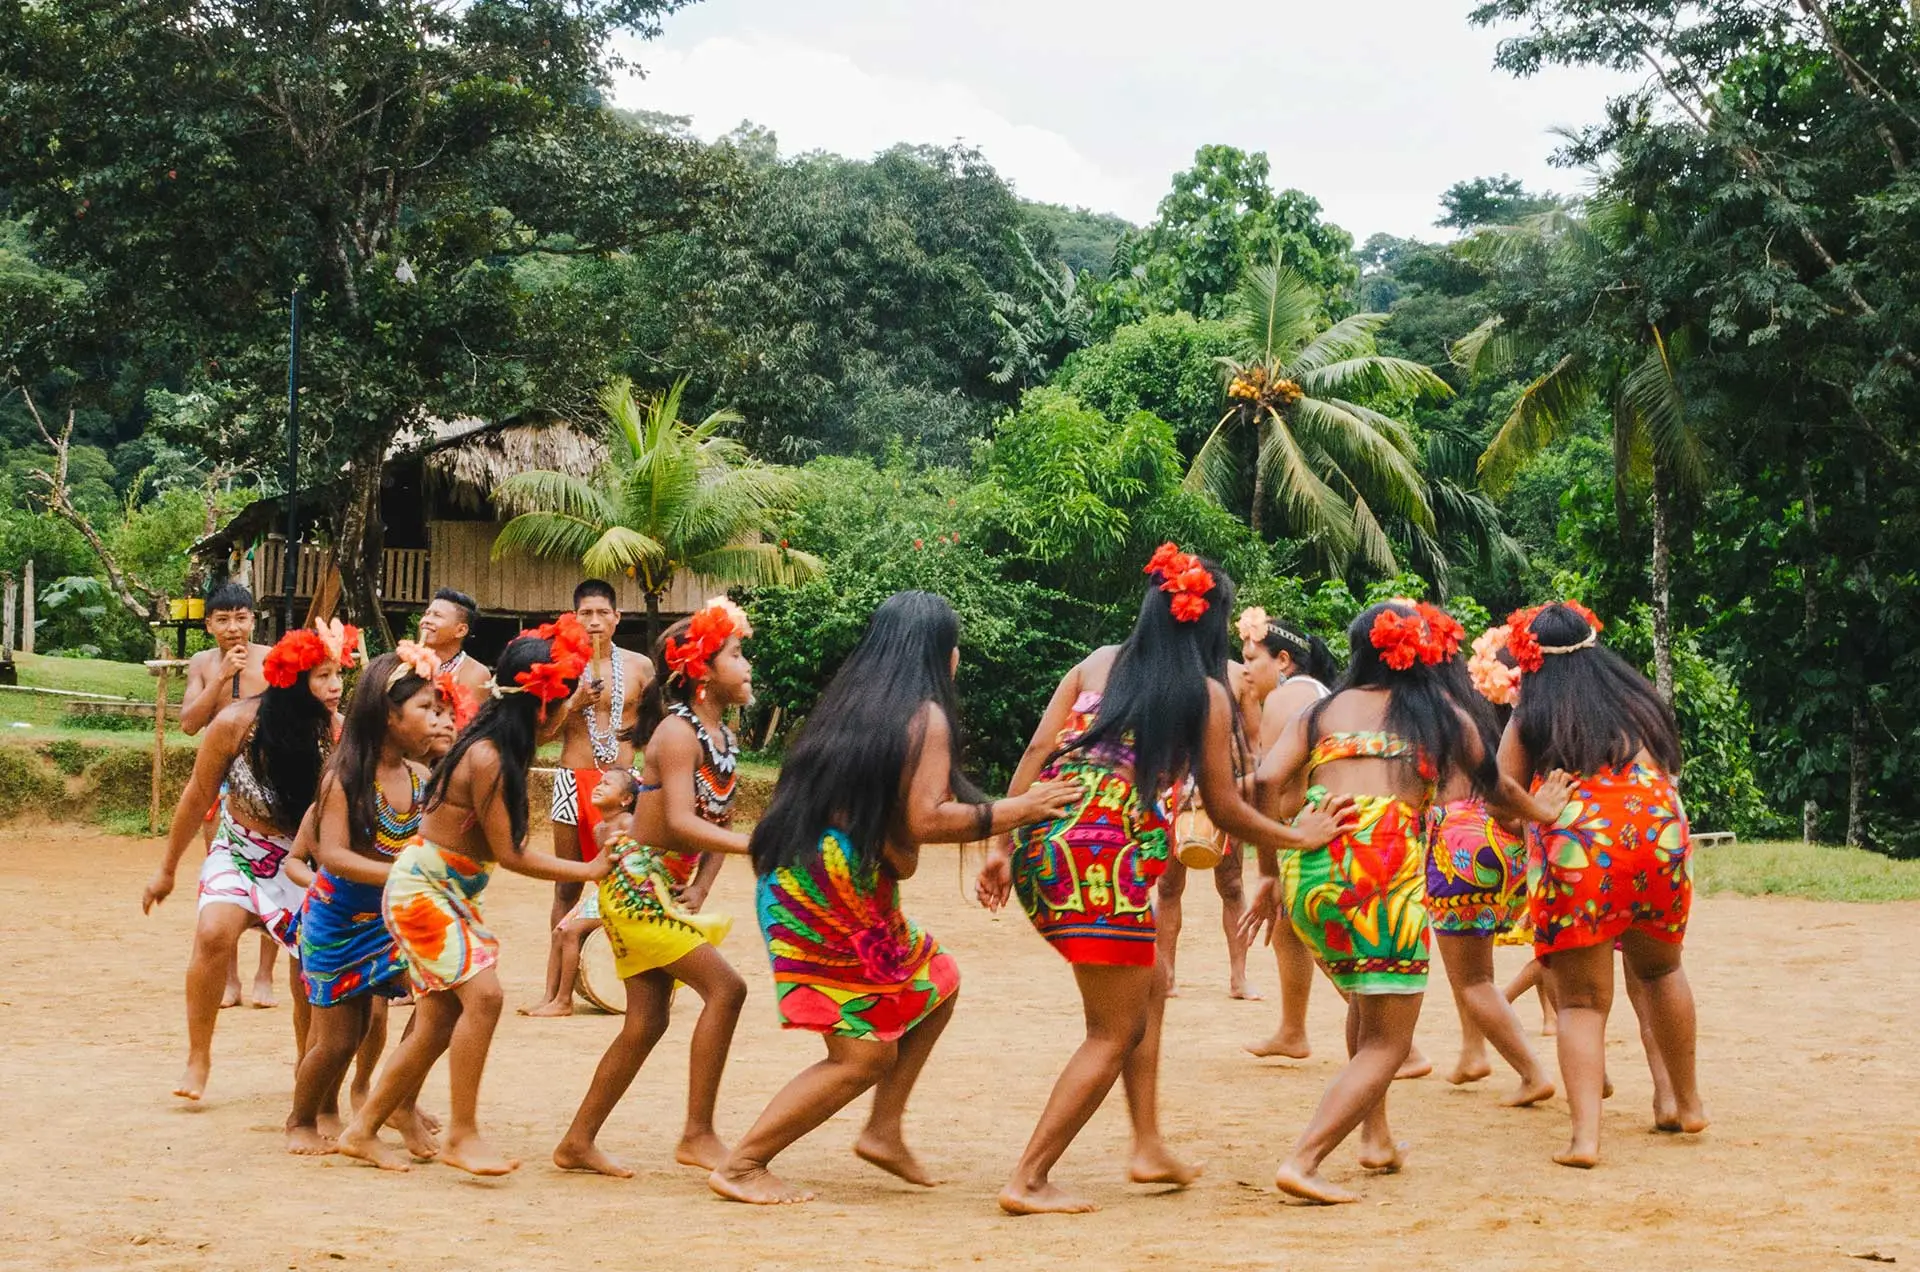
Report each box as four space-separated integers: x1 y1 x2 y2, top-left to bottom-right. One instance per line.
1692 839 1920 903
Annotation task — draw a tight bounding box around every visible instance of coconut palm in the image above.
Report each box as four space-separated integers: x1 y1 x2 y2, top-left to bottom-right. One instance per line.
492 376 822 639
1453 200 1711 703
1186 250 1453 572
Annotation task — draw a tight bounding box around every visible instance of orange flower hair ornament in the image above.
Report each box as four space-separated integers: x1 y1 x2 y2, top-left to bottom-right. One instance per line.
387 639 441 690
485 612 593 718
263 623 364 689
705 595 753 641
1368 602 1462 672
665 601 743 684
1468 625 1522 706
1236 606 1271 644
1144 541 1215 623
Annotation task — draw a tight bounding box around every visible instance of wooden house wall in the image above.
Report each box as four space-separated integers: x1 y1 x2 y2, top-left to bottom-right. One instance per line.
427 521 719 617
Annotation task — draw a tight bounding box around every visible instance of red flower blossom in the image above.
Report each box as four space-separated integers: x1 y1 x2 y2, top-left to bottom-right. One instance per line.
1415 602 1465 664
1144 541 1214 623
263 629 328 688
1370 608 1426 670
664 603 738 684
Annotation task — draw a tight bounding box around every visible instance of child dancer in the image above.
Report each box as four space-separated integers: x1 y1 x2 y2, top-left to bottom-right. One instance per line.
980 546 1355 1216
1497 602 1706 1166
1424 628 1552 1102
1251 600 1571 1204
286 645 447 1156
710 591 1080 1206
338 619 609 1176
554 601 755 1178
142 621 357 1101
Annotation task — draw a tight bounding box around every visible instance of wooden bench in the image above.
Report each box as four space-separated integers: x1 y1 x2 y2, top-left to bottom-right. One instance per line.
1692 832 1737 849
63 699 179 723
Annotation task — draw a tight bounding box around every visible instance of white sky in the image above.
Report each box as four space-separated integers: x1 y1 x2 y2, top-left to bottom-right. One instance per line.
610 1 1639 242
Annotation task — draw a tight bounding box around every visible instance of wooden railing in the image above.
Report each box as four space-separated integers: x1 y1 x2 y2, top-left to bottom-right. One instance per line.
383 548 432 604
250 540 433 604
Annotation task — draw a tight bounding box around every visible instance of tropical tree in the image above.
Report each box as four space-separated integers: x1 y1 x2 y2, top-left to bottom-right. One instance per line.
1453 200 1711 702
493 377 823 640
1186 251 1453 573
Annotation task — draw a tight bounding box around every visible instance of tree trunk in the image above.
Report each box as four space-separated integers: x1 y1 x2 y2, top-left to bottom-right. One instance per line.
1649 464 1676 706
334 447 393 651
644 590 662 654
1249 427 1267 539
1846 702 1869 849
1800 454 1821 843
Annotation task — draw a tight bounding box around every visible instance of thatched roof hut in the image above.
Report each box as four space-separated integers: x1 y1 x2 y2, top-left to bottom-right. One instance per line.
420 417 606 517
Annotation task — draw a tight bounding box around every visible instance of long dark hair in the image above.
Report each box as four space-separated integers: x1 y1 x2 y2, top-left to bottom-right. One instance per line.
628 615 696 749
246 676 333 832
1307 601 1491 794
326 652 432 854
1060 558 1240 797
1259 617 1338 685
749 591 986 875
1512 604 1682 776
423 634 572 847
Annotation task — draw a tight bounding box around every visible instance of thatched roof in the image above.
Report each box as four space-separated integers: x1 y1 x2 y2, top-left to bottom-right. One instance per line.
422 418 606 515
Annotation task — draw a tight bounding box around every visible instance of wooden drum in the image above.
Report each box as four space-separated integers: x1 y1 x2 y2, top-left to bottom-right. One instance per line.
573 926 625 1014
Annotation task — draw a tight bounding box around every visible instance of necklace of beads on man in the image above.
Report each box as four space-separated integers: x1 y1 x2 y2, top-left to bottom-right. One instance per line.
586 648 625 769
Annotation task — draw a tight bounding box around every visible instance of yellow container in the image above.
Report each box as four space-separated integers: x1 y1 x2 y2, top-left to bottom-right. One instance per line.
186 598 205 620
168 598 188 620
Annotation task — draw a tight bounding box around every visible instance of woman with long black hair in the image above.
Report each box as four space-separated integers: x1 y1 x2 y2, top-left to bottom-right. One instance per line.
1252 600 1572 1204
143 621 357 1103
1498 602 1705 1167
337 619 609 1177
979 545 1355 1216
708 591 1080 1206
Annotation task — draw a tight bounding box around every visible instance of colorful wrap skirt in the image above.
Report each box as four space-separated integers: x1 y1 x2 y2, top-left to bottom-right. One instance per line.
1423 798 1528 937
1010 756 1170 966
381 840 498 994
300 869 407 1006
1282 791 1431 994
1529 765 1692 957
197 806 304 953
758 830 958 1043
600 840 730 980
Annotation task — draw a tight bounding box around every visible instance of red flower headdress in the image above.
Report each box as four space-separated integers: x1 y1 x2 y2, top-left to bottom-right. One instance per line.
1144 541 1216 623
1368 601 1465 671
664 600 743 684
1505 600 1603 674
485 612 593 718
263 622 363 689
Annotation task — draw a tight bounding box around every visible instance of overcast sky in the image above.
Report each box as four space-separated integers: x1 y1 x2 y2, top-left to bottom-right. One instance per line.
610 2 1639 243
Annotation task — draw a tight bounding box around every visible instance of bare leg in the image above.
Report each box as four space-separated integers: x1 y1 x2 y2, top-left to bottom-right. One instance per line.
1436 933 1552 1104
352 995 389 1113
527 820 584 1014
1124 961 1200 1186
1274 992 1422 1204
177 904 254 1100
430 969 516 1175
1620 934 1705 1135
289 958 309 1063
997 963 1155 1215
673 948 748 1168
287 997 371 1153
1214 845 1259 999
374 1003 440 1157
222 944 243 1009
1247 918 1315 1057
523 918 586 1018
554 971 673 1177
251 932 279 1008
339 988 460 1172
1154 859 1187 997
1545 944 1613 1167
710 1036 896 1204
856 993 958 1187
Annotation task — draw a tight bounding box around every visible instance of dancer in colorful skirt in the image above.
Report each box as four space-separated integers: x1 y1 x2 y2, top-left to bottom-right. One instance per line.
556 600 756 1178
338 618 609 1176
286 645 450 1157
710 591 1080 1206
1425 632 1553 1103
143 621 357 1102
1251 600 1572 1204
1498 601 1706 1166
980 547 1354 1215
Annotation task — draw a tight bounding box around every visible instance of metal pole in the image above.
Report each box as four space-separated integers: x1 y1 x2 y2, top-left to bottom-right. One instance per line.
282 287 301 633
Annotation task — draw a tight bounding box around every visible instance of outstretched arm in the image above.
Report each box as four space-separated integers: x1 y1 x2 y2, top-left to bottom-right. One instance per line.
470 745 606 884
902 705 1081 847
1493 721 1575 825
310 776 390 887
649 719 751 856
145 703 249 910
1201 682 1352 855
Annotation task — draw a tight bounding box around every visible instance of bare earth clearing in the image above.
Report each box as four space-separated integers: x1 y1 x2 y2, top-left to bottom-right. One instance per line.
1 825 1913 1271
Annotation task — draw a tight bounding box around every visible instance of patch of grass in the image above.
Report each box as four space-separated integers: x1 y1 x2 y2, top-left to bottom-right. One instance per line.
42 738 102 776
100 808 156 838
0 745 63 808
1693 839 1920 903
12 650 180 700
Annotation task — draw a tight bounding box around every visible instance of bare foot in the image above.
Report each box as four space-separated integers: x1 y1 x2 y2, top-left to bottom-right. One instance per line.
441 1133 520 1177
709 1163 814 1205
1502 1076 1556 1108
220 979 242 1009
853 1130 937 1187
675 1130 730 1172
389 1107 440 1160
173 1057 209 1101
1244 1030 1311 1060
1541 1014 1557 1037
338 1128 414 1172
517 1000 574 1018
1447 1057 1492 1085
1358 1140 1407 1173
1275 1161 1359 1205
250 976 277 1009
317 1112 344 1140
1605 1075 1617 1099
1127 1144 1202 1188
1656 1100 1708 1134
998 1180 1099 1214
1228 981 1264 1001
1395 1047 1433 1081
553 1137 633 1178
1553 1139 1599 1168
286 1124 337 1156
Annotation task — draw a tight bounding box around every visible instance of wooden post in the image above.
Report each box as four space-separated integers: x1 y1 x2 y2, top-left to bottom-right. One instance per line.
20 559 32 654
146 660 185 835
2 571 15 655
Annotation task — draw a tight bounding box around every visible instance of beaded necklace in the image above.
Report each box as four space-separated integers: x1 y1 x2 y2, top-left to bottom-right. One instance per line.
586 648 626 769
373 767 424 858
668 701 738 825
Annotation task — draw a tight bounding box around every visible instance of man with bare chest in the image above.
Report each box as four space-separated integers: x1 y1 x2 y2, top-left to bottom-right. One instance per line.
416 587 491 726
525 579 654 1017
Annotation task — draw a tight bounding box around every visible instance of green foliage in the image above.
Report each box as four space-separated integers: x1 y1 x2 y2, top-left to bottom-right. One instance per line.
1437 175 1561 230
1053 314 1237 455
1692 842 1920 902
1020 203 1134 279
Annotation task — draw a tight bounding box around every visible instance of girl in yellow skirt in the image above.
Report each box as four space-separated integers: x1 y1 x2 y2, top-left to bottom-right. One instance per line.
554 600 755 1178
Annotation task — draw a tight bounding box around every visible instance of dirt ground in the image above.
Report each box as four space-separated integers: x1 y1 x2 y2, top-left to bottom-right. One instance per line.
2 825 1914 1272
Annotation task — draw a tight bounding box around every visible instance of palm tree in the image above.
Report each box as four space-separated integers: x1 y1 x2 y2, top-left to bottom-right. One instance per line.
1452 201 1710 703
1186 250 1453 573
492 376 822 641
